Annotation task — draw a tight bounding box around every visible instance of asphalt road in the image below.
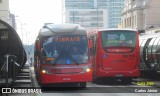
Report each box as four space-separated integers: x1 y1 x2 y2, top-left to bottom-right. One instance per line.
30 67 160 96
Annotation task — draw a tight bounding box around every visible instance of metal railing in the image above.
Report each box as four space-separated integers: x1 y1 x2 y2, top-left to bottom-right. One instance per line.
0 54 20 87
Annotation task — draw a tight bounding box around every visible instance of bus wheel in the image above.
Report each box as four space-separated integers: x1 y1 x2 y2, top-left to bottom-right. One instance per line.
121 78 132 84
92 78 97 83
79 82 87 88
92 78 104 84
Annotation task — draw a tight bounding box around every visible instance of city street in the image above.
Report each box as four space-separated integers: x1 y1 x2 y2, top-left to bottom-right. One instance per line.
1 0 160 96
30 67 160 96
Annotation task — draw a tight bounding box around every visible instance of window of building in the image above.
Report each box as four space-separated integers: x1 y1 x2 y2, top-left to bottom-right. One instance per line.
125 18 127 28
132 16 134 27
134 15 136 26
129 17 132 27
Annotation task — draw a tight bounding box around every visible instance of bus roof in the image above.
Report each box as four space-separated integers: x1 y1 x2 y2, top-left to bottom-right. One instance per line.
88 28 137 33
87 28 137 36
97 28 137 32
38 23 86 37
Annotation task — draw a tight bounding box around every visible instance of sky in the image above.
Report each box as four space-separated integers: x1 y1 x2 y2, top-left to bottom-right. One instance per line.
9 0 63 44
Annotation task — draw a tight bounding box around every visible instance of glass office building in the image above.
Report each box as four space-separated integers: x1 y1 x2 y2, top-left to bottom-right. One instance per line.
65 0 124 29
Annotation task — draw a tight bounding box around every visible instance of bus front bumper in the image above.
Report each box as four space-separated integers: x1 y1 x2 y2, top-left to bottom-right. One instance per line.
40 72 92 84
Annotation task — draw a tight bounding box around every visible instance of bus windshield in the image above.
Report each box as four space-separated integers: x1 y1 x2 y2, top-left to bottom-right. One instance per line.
101 30 136 48
41 35 89 64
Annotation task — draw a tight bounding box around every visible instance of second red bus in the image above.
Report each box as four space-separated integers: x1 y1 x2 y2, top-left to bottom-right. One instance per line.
88 29 140 83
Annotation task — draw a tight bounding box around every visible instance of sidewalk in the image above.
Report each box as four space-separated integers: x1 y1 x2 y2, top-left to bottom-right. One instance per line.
1 67 37 96
30 67 40 88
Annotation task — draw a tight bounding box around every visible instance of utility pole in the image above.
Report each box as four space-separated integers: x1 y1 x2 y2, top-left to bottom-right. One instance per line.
15 18 26 43
61 0 64 23
73 12 75 23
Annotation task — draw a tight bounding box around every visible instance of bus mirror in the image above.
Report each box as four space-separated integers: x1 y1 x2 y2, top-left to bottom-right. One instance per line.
88 37 92 40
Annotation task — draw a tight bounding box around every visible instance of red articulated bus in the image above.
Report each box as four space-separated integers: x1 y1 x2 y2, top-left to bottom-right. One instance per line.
34 23 92 87
88 29 140 83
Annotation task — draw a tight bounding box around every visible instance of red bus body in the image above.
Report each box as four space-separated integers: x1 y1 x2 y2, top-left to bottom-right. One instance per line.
34 24 92 87
88 29 140 82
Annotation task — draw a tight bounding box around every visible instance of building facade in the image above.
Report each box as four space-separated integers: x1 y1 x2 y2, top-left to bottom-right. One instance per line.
105 0 125 28
0 0 16 29
0 0 9 22
65 0 124 29
121 0 160 33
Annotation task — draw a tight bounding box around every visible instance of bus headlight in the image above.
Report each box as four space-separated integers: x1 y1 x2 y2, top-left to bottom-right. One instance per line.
86 68 91 72
41 70 46 74
83 66 91 73
41 69 50 74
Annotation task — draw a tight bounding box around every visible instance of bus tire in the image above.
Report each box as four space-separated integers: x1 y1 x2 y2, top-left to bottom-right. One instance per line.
92 78 97 83
79 82 87 88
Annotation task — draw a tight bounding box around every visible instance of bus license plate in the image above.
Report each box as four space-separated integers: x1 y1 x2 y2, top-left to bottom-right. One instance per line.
115 74 123 77
63 78 71 81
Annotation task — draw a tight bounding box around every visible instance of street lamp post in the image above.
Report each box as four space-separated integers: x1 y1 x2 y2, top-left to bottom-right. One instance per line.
61 0 64 23
15 19 26 43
